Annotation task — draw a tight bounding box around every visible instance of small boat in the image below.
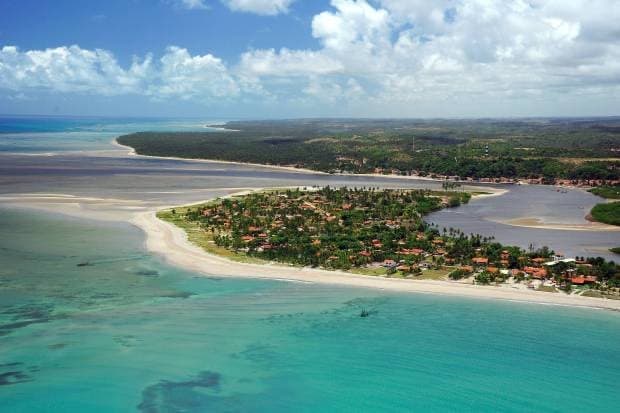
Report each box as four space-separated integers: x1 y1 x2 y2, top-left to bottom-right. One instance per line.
360 309 370 318
77 261 93 267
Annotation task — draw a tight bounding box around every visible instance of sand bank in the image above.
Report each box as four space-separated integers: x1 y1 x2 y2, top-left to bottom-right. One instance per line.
131 210 620 312
492 217 620 232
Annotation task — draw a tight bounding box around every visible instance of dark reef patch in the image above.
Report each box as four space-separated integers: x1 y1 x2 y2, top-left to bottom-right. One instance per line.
135 269 160 277
137 371 221 413
0 363 33 386
232 343 277 363
113 335 142 348
159 291 195 299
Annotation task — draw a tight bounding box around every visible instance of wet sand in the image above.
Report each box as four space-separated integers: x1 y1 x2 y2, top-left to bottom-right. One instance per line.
493 217 620 232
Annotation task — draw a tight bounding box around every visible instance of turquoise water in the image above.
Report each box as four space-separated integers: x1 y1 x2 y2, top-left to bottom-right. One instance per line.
1 208 620 412
0 116 228 153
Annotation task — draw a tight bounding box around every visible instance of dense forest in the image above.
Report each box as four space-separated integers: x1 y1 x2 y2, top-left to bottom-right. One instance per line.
118 118 620 182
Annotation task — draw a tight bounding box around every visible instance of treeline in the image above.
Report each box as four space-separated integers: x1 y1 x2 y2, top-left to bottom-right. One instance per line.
118 118 620 181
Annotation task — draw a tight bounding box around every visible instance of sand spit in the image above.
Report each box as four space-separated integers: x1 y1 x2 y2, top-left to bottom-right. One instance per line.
131 210 620 312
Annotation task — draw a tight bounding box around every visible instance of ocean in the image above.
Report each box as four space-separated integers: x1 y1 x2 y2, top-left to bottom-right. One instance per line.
0 115 227 153
1 208 619 412
1 116 619 411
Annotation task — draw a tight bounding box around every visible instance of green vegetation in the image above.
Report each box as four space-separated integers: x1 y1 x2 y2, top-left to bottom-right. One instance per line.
159 187 620 291
590 202 620 226
589 185 620 199
118 118 620 182
610 247 620 254
536 285 558 293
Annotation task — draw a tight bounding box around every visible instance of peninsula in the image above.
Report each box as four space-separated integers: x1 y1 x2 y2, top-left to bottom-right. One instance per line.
117 118 620 186
150 187 620 307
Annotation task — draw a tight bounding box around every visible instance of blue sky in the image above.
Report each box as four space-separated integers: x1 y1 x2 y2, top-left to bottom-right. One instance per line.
1 0 619 118
0 0 326 66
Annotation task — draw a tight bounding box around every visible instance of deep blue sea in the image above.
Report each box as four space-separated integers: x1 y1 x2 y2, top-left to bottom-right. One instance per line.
1 116 620 411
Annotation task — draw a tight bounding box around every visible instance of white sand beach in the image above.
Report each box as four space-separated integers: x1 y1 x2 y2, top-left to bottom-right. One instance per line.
131 209 620 312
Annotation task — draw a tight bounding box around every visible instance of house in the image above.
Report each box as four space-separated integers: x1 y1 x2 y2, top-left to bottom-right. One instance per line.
524 266 547 279
472 257 489 266
382 259 397 268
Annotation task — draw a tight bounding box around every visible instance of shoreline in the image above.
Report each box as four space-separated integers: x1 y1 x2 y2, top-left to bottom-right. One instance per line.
131 208 620 312
112 137 611 191
2 191 618 310
112 138 503 185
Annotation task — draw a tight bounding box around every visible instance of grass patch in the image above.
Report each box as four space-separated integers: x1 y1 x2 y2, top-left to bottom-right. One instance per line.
349 267 388 276
581 290 620 300
590 202 620 226
536 285 558 293
589 186 620 199
418 267 454 280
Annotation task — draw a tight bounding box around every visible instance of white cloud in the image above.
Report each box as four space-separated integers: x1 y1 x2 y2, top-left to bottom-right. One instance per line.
238 48 343 76
173 0 210 10
0 45 238 102
2 0 620 116
0 45 150 95
150 46 239 100
222 0 294 15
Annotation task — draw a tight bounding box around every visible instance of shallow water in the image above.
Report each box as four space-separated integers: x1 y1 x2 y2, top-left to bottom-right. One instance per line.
2 115 619 260
1 208 620 412
0 115 226 153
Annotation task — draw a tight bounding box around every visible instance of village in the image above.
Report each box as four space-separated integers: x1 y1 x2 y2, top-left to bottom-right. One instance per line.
176 187 619 298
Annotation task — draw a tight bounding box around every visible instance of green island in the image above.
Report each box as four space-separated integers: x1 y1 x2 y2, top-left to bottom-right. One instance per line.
590 202 620 226
158 187 620 297
588 185 620 226
118 118 620 184
589 185 620 199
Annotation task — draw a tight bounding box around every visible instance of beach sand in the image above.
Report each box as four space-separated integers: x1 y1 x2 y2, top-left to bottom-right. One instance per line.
131 209 620 312
492 216 620 232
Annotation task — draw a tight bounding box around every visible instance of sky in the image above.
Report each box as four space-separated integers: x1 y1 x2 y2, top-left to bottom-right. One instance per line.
0 0 619 118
